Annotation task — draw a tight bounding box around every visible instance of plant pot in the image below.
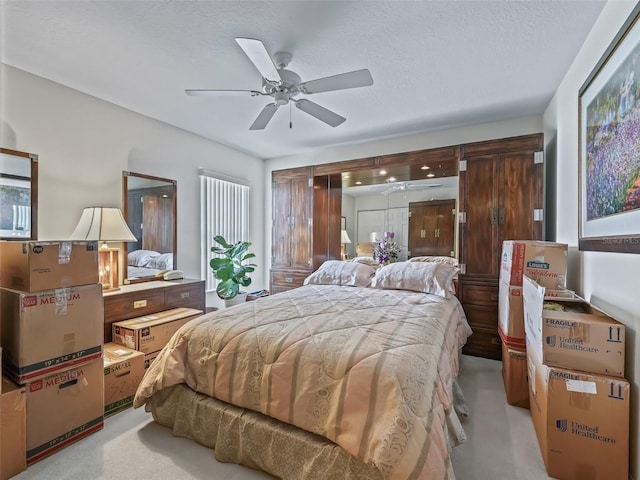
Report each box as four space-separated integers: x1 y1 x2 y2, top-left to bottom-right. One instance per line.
224 291 248 308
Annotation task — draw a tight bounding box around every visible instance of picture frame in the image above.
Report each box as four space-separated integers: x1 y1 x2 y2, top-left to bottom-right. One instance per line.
578 3 640 254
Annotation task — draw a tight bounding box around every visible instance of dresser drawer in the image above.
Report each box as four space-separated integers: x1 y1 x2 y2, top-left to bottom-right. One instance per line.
460 284 499 306
270 270 309 292
165 283 204 309
462 329 502 360
462 304 498 331
104 291 165 321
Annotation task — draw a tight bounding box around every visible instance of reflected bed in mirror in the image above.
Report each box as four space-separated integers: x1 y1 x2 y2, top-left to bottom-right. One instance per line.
0 148 38 240
122 171 176 283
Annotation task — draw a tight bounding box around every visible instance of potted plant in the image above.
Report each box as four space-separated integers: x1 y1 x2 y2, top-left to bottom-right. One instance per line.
209 235 257 307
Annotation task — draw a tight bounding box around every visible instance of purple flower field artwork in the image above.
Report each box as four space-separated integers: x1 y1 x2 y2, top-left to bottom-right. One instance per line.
579 5 640 253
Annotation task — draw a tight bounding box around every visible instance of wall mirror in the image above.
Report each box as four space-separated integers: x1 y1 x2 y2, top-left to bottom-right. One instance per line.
0 147 38 240
122 171 177 281
340 157 459 261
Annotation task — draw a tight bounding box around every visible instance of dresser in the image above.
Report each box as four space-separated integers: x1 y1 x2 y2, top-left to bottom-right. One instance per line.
102 279 205 343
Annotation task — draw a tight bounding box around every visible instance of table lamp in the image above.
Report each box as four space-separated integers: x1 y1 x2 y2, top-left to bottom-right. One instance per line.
70 207 137 291
340 229 352 260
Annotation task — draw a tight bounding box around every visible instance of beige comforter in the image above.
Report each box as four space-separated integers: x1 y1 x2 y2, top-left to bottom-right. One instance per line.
134 284 471 480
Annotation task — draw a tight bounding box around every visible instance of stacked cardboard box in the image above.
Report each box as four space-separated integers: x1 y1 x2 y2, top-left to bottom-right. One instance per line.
0 240 104 467
523 276 629 480
112 307 203 369
103 343 144 417
1 376 26 480
498 240 569 408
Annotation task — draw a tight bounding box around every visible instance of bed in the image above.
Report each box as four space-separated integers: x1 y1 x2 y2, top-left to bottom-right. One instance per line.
127 249 174 279
134 260 472 479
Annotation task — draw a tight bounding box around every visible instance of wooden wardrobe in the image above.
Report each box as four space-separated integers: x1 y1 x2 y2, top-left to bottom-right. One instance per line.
457 133 544 359
270 167 342 294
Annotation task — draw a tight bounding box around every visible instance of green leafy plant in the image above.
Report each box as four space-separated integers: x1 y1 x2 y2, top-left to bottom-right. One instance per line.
209 235 257 300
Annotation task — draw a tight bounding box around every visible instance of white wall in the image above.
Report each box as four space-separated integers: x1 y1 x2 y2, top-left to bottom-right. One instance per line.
543 2 640 478
264 115 542 275
0 64 266 308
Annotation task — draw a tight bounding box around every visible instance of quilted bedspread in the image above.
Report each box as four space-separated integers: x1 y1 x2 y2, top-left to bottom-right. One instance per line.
134 284 471 480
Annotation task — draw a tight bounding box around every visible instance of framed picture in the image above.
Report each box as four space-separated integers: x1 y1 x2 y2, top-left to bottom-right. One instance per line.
579 3 640 253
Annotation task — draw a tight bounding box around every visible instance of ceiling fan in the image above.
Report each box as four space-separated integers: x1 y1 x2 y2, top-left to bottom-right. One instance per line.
374 181 444 195
186 38 374 130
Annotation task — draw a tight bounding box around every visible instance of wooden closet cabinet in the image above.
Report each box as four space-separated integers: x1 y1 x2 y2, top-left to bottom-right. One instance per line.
457 133 544 359
270 167 342 294
408 200 456 258
271 167 313 293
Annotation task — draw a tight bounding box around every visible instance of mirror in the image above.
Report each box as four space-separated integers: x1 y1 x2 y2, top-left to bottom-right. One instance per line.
340 161 459 261
0 148 38 240
122 171 176 281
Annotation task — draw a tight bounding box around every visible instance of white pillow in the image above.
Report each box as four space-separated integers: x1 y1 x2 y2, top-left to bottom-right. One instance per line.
350 256 379 268
370 261 458 298
147 253 174 270
304 260 376 287
128 249 160 267
408 256 459 266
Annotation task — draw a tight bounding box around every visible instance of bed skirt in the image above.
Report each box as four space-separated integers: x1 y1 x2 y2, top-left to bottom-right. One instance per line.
146 383 384 479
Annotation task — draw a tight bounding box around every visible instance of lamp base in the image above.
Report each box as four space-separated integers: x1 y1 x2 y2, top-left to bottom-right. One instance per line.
98 248 120 291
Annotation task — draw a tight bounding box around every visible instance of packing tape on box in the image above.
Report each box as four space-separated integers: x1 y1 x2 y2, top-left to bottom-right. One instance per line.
58 242 72 264
54 288 70 315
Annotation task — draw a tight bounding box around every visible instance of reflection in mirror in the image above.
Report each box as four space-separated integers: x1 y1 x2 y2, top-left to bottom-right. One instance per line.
342 175 459 261
122 171 176 282
0 148 38 240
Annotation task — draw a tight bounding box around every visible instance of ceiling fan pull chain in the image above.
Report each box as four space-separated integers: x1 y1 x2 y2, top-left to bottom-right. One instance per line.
289 101 292 129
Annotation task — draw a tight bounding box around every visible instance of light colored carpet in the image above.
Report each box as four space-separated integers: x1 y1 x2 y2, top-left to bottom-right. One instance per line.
14 355 551 479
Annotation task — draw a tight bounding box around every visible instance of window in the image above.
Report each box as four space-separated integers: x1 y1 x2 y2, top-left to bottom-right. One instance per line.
200 172 250 292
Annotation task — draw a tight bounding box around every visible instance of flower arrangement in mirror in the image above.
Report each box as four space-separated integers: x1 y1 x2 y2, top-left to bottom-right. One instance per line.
373 231 400 266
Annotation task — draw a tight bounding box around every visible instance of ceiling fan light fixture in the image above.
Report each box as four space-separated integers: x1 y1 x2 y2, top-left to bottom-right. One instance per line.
274 91 289 106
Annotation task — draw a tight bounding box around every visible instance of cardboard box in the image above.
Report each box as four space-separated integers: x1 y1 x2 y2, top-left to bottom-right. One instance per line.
143 351 160 370
112 307 202 354
0 241 99 291
527 345 629 480
1 376 26 480
25 358 104 465
499 281 576 347
523 276 625 377
500 240 568 289
103 342 145 417
0 284 104 383
500 337 529 409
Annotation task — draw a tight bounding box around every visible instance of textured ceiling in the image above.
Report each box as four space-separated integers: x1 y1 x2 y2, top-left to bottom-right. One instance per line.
1 1 606 159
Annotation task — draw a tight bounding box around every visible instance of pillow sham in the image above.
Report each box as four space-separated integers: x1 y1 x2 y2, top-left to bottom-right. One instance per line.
370 261 458 298
350 256 379 267
128 249 160 267
407 255 459 266
303 260 376 287
147 252 174 270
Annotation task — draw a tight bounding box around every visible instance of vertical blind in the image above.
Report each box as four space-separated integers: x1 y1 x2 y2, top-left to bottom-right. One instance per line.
200 175 250 292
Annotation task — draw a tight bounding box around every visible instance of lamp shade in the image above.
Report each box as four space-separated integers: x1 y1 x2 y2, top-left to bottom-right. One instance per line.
340 230 352 244
69 207 136 243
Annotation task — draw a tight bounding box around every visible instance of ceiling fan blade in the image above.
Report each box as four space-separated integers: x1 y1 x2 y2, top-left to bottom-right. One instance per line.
250 103 278 130
185 89 262 97
235 38 281 84
300 69 373 94
295 99 346 127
